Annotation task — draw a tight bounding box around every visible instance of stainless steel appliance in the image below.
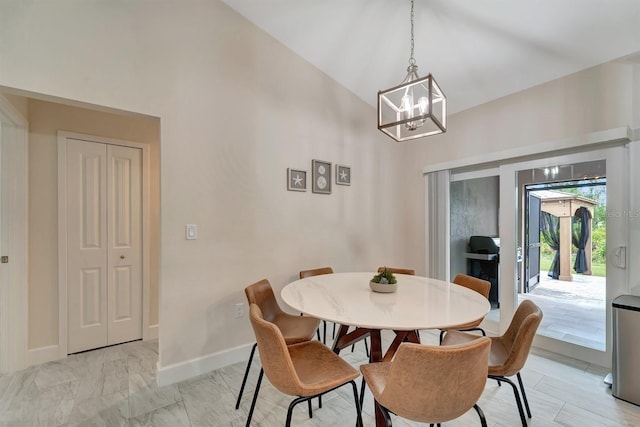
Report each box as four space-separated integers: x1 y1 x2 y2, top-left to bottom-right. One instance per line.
612 295 640 406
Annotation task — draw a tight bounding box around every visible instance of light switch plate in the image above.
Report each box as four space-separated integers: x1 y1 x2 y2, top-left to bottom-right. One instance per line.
185 224 197 240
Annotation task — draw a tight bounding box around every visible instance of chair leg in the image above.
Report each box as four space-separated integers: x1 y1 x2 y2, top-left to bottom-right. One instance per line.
490 375 527 427
323 320 327 344
351 338 370 358
284 382 361 427
235 343 257 409
516 372 532 418
439 330 445 344
350 380 364 427
245 368 263 427
286 396 310 427
473 403 488 427
359 376 366 408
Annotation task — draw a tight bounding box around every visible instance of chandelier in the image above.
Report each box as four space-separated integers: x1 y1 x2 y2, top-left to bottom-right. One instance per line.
377 0 446 141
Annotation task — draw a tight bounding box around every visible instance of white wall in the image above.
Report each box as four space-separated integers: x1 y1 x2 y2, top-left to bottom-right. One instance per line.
0 0 406 377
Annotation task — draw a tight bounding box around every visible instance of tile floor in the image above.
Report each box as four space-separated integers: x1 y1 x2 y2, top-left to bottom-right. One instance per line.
2 329 640 426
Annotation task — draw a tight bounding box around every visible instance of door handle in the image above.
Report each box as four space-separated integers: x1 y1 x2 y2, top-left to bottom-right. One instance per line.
613 246 626 269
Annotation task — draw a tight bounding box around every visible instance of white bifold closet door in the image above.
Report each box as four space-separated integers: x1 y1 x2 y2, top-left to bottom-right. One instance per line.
66 139 142 354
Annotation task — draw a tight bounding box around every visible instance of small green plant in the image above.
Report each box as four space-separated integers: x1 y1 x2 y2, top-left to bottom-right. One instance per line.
371 268 397 284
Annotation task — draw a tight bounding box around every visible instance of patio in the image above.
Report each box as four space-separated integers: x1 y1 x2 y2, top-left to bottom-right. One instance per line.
521 273 606 350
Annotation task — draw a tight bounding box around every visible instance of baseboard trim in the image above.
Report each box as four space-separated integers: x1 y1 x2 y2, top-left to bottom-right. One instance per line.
156 342 253 387
27 345 60 367
145 324 159 341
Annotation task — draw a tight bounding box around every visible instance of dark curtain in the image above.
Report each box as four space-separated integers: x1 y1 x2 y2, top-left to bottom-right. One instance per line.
572 207 591 273
541 212 560 279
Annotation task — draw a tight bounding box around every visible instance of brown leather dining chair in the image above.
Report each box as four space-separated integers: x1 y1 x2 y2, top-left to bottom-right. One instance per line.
235 279 320 410
361 337 491 426
376 266 416 276
299 267 334 344
246 303 363 427
439 273 491 344
442 299 543 427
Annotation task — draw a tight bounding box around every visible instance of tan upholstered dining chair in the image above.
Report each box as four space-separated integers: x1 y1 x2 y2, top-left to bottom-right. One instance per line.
361 337 491 426
376 266 416 276
442 299 543 427
439 273 491 344
246 303 363 427
235 279 320 410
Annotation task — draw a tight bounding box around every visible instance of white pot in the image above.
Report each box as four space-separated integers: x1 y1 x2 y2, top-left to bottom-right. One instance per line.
369 281 398 293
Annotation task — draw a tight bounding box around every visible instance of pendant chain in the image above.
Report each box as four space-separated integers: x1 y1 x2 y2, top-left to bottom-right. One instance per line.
409 0 416 66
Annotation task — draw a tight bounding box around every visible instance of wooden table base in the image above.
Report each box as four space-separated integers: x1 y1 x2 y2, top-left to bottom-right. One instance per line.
331 325 421 427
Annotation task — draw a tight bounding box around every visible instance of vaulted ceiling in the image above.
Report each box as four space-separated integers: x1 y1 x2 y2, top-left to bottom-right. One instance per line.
223 0 640 114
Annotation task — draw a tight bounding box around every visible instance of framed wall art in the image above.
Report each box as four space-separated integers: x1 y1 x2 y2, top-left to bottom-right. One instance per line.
287 168 307 191
311 159 332 194
336 165 351 186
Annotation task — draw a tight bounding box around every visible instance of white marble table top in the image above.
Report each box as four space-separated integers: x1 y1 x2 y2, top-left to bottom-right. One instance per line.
281 272 491 331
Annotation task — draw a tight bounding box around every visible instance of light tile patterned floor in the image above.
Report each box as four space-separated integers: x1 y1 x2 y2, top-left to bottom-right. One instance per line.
1 329 639 426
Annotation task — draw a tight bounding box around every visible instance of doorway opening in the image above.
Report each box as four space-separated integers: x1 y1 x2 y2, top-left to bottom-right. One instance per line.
519 161 607 351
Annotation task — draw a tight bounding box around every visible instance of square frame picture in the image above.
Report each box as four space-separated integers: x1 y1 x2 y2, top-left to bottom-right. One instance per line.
311 159 332 194
287 168 307 192
336 165 351 186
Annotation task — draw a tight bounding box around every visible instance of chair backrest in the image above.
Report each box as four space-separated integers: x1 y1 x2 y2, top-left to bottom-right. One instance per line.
244 279 284 323
299 266 334 279
377 267 416 275
378 337 491 423
248 304 302 396
499 299 543 376
452 273 491 299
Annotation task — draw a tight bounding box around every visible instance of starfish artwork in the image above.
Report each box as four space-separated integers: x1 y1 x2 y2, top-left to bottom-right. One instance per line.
287 168 306 191
335 165 351 186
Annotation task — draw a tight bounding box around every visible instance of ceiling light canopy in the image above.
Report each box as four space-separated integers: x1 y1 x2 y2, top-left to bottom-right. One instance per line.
377 0 446 142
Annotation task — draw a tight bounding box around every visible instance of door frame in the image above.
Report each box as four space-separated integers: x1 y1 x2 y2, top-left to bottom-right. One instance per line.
499 146 629 367
57 131 152 358
524 191 541 292
0 95 28 373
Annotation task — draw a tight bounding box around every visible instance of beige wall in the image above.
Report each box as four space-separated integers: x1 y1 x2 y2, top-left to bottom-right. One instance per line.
26 99 160 349
0 0 406 368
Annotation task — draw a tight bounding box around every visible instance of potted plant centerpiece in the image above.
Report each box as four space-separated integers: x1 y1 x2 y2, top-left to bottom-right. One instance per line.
370 267 398 293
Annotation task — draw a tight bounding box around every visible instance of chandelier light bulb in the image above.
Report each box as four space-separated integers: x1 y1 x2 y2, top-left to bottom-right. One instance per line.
418 96 428 115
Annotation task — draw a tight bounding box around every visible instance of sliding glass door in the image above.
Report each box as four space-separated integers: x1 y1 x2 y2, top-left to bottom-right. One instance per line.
499 146 629 366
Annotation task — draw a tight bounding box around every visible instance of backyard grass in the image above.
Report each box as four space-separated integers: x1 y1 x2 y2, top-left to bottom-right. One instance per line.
539 252 605 277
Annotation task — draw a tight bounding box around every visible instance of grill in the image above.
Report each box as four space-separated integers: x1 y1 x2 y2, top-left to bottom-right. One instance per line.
464 236 500 307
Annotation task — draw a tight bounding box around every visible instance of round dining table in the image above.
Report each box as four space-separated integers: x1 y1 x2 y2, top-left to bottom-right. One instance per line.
281 272 491 427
